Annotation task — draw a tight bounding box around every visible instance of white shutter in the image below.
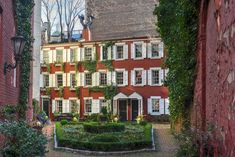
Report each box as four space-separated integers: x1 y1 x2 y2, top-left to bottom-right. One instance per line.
76 73 80 86
80 73 85 86
165 98 170 115
147 43 151 58
77 48 81 61
49 74 53 87
52 50 56 63
40 50 43 64
92 73 97 86
63 49 67 62
148 70 152 85
160 99 165 114
67 49 71 62
52 74 55 87
107 72 112 85
112 45 117 60
76 100 80 113
92 99 100 113
131 43 134 59
108 47 112 60
124 45 128 59
100 46 103 61
159 42 164 58
112 71 116 85
131 70 135 85
49 51 53 63
160 69 164 85
80 47 84 61
113 100 117 114
92 47 96 60
147 98 152 114
142 70 146 86
62 100 66 113
67 73 71 87
63 73 67 87
142 43 147 58
52 100 56 113
40 75 43 87
96 72 100 86
124 71 128 86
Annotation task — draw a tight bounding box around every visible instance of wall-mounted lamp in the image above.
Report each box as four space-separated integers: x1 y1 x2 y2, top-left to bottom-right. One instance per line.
4 36 26 75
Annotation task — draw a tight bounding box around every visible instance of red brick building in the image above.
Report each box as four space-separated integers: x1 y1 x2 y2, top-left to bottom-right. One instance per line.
192 0 235 156
40 0 169 121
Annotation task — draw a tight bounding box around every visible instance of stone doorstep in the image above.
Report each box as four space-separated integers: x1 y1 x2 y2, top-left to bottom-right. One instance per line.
53 124 157 155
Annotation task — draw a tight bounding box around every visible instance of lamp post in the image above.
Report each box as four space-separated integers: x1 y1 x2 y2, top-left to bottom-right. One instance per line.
4 36 26 75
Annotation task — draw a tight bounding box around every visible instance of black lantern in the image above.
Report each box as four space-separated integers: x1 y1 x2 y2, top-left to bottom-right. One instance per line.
4 36 26 75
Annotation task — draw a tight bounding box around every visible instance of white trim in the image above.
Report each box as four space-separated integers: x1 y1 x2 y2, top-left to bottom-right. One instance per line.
54 97 63 100
41 95 50 98
149 67 162 86
129 92 142 100
55 71 64 74
68 97 79 100
113 93 128 100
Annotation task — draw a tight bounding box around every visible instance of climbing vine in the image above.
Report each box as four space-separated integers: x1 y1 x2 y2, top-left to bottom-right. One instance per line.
88 85 118 100
101 60 113 71
15 0 34 119
154 0 199 128
75 87 80 97
81 60 97 73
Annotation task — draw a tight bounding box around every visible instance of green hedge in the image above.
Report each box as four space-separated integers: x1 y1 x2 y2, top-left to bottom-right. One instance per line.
56 123 152 151
83 122 125 133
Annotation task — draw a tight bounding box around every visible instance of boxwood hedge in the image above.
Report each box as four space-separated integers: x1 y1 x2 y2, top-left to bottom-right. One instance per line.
83 122 125 133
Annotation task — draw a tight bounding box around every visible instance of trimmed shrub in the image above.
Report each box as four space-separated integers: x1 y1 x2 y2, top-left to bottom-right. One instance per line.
91 134 120 142
60 119 68 125
83 123 125 133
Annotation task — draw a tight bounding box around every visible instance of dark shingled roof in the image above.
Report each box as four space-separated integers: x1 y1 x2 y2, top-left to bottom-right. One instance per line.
86 0 159 41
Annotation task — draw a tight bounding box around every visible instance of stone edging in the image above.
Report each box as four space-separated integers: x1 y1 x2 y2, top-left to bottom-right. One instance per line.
54 124 156 155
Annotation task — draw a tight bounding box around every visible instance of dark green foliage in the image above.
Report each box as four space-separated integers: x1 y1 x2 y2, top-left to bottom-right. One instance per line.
83 122 125 133
85 113 100 122
103 85 118 100
75 87 80 96
101 106 108 116
15 0 35 119
91 134 120 142
154 0 199 126
0 121 47 157
101 60 113 71
81 60 97 73
60 119 68 125
88 86 104 93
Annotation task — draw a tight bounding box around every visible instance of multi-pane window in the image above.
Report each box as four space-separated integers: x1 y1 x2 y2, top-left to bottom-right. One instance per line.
56 50 63 62
135 70 142 84
152 70 160 85
56 74 63 87
85 73 92 86
151 43 159 57
70 48 77 62
152 99 160 112
116 71 124 85
102 47 108 60
56 100 63 113
100 72 107 86
43 74 49 87
100 99 107 112
84 47 92 60
43 51 49 64
70 100 78 113
116 45 124 59
70 74 76 88
135 43 142 58
85 99 92 113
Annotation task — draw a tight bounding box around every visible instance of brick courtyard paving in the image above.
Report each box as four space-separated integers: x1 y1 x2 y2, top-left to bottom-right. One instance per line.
43 123 178 157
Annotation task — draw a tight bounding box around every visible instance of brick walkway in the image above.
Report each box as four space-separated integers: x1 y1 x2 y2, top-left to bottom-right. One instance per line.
43 123 178 157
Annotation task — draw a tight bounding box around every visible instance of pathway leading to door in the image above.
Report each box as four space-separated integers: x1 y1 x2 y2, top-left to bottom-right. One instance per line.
43 123 178 157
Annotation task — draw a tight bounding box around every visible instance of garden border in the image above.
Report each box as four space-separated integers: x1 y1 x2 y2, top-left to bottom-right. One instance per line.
54 124 156 155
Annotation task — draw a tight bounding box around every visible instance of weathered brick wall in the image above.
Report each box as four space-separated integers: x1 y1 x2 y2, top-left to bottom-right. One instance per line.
193 0 235 156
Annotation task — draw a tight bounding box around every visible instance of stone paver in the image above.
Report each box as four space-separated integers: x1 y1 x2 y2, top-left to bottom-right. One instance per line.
43 123 178 157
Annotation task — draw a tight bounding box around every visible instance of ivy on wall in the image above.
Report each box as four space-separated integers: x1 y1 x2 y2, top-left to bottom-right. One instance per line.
15 0 34 119
88 85 118 100
154 0 199 128
101 60 113 71
81 60 97 73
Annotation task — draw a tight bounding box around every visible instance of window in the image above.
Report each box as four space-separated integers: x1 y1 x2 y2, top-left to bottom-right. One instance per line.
152 70 160 85
56 74 63 87
56 50 63 63
70 100 78 113
152 99 160 112
70 74 76 88
116 45 124 59
116 71 124 85
70 48 77 62
135 43 142 58
56 100 63 113
135 70 142 85
151 43 159 57
84 47 92 60
43 51 49 64
102 47 108 60
100 99 107 112
85 73 92 86
43 74 49 87
85 99 92 113
100 72 107 86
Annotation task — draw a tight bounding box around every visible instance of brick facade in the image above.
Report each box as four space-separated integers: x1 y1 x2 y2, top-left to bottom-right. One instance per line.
192 0 235 156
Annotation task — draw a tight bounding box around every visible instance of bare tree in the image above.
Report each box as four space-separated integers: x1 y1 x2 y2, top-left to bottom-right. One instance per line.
56 0 64 41
42 0 57 42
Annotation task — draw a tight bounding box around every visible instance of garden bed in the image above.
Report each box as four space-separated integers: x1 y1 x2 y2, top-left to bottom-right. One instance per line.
55 122 154 152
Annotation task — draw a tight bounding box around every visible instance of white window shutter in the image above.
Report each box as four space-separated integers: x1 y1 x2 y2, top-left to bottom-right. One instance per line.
165 98 170 115
96 72 100 86
142 70 146 86
76 100 80 113
147 43 151 58
76 73 80 86
107 72 112 85
113 100 117 114
147 98 152 114
62 100 66 113
142 43 147 58
92 47 96 60
131 44 134 59
81 73 85 86
160 69 164 85
100 46 103 61
67 73 71 87
40 75 43 87
108 47 112 60
80 48 84 61
49 74 53 87
92 73 97 86
63 49 67 62
67 49 71 62
124 45 128 59
48 51 53 63
52 100 55 113
131 70 135 85
148 70 152 85
62 73 66 87
159 42 164 58
124 71 128 86
92 99 100 113
112 45 117 60
52 74 55 87
112 71 116 85
52 50 56 63
160 99 165 114
40 50 43 64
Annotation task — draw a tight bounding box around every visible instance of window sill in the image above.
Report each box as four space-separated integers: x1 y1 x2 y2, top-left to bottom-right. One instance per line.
40 88 46 91
70 88 76 91
150 84 162 86
117 84 126 87
132 57 144 60
115 58 125 61
149 56 162 59
69 62 77 65
132 84 145 87
41 64 48 67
